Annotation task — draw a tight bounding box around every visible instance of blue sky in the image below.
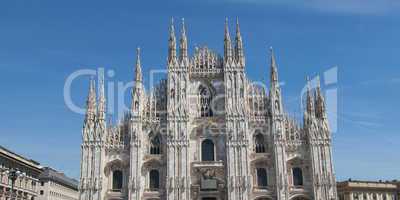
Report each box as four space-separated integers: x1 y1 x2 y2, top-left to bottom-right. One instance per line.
0 0 399 181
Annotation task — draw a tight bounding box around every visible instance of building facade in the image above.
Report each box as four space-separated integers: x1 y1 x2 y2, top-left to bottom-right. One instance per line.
337 180 398 200
0 146 41 200
38 167 79 200
79 19 338 200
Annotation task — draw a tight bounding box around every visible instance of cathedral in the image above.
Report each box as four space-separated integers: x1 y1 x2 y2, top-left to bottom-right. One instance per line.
79 19 338 200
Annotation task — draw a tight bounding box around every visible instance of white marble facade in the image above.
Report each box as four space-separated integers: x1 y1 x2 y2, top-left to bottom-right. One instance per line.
79 19 338 200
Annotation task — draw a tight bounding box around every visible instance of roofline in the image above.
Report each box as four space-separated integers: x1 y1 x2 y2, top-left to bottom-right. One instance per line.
0 145 42 171
338 179 399 184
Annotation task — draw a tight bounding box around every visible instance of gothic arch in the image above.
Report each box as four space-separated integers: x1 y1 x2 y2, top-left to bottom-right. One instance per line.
112 170 123 191
103 159 128 193
253 131 266 153
286 156 307 187
104 159 126 176
142 158 162 174
201 139 215 161
148 132 161 155
149 169 160 190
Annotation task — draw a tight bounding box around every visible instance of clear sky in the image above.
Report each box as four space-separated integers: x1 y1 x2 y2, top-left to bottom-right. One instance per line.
0 0 399 181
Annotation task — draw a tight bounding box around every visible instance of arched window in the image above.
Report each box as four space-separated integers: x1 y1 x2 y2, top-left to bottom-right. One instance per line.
292 167 303 186
149 170 160 190
254 133 266 153
201 139 215 161
112 170 123 191
256 168 268 187
134 101 139 110
150 135 161 154
170 89 175 99
199 86 213 117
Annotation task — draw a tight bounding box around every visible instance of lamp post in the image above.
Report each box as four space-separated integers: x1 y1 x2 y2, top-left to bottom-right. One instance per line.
5 168 24 200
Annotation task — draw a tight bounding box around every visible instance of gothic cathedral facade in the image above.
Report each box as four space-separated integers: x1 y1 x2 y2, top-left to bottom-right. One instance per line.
79 19 338 200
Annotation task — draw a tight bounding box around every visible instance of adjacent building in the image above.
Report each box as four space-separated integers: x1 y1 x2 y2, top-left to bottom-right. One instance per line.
0 146 79 200
38 167 79 200
337 180 399 200
78 19 338 200
0 145 42 200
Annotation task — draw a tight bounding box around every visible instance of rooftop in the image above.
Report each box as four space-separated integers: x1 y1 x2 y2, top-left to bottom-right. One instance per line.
39 167 79 191
0 145 41 170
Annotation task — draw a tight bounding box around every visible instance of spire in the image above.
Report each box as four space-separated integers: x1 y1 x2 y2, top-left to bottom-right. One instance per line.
135 47 142 83
269 47 283 115
168 18 177 63
306 76 315 117
235 17 244 65
98 72 106 121
179 18 188 62
270 47 279 86
85 78 97 121
315 75 327 119
224 18 233 62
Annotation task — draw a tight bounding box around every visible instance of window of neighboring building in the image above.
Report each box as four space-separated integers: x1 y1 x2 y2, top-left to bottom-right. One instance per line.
112 170 123 191
40 181 44 186
40 190 44 195
256 168 268 187
150 135 161 155
149 170 160 190
201 139 215 161
292 167 303 186
254 133 266 153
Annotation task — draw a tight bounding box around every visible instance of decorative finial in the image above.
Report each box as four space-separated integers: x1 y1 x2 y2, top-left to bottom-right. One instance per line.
181 18 186 35
316 74 321 88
